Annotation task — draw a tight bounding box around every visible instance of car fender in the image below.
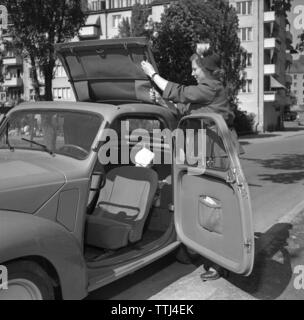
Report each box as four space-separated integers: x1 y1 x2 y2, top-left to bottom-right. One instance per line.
0 210 88 300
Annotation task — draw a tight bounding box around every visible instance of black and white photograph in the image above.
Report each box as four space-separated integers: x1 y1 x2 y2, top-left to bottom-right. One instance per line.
0 0 304 305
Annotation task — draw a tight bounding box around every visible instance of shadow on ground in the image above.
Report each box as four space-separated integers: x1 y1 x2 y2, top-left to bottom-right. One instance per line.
242 154 304 185
227 223 293 300
243 154 304 171
258 172 304 184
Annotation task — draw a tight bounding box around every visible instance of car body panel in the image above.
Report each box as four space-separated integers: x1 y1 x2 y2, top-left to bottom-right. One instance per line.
0 211 88 300
0 154 65 213
173 113 254 275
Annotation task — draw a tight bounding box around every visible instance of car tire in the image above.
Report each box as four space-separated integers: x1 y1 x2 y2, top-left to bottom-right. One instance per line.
175 244 200 264
1 260 55 300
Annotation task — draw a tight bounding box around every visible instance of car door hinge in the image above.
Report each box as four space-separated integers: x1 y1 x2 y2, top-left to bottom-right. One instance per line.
244 239 253 254
227 169 248 197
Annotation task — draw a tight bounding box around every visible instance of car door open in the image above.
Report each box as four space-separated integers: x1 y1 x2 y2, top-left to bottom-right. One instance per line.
173 113 254 276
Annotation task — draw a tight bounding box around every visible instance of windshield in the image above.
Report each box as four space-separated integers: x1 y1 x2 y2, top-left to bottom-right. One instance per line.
0 110 103 160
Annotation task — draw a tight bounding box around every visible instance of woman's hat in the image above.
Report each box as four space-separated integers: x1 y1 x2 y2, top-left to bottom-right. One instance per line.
201 53 221 72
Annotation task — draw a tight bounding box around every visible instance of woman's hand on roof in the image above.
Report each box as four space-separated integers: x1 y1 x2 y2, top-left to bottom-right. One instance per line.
141 61 156 78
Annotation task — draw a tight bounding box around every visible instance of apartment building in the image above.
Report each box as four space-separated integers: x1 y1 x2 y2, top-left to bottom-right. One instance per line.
289 55 304 107
79 0 168 40
229 0 293 131
0 12 45 105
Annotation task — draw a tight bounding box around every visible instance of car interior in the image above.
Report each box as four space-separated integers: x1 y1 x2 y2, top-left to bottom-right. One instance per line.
84 115 174 265
83 114 229 266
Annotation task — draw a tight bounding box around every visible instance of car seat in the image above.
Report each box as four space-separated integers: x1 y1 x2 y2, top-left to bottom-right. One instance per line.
85 166 158 250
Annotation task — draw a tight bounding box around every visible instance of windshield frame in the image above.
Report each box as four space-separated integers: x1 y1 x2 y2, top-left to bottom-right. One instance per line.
0 108 104 160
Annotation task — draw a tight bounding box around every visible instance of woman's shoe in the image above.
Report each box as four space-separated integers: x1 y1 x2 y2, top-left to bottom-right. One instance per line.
200 267 221 282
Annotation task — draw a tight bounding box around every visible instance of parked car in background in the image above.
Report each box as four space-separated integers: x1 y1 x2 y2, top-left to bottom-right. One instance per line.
0 38 254 300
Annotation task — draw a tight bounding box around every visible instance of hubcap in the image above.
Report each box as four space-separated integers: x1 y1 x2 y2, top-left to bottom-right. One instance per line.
0 279 43 300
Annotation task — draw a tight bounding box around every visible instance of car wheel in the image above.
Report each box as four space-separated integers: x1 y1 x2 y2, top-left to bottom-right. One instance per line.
175 244 200 264
0 261 55 300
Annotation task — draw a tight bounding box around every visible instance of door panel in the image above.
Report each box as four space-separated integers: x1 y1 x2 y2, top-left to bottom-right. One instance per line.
174 113 254 275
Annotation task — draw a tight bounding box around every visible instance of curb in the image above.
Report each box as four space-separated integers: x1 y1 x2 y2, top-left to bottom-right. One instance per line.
239 131 304 144
278 200 304 225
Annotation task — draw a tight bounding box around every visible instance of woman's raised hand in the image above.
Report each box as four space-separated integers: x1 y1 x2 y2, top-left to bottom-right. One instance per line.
141 61 156 78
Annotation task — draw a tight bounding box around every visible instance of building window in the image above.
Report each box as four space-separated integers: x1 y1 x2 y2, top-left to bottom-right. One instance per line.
112 14 122 28
294 74 297 79
88 0 104 11
246 53 253 67
53 87 71 100
55 65 66 78
242 79 253 93
294 90 297 94
236 1 253 15
238 27 253 41
294 83 297 87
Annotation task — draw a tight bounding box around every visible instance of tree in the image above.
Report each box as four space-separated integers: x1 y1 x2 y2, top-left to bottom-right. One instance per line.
118 17 131 38
3 0 85 101
131 3 150 37
272 0 292 17
297 32 304 53
151 0 247 111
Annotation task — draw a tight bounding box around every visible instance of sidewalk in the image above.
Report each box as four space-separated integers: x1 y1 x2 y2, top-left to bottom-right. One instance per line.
239 123 304 145
149 208 304 300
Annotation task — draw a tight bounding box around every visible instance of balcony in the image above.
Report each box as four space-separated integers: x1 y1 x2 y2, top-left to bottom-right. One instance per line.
264 38 280 50
2 34 13 42
264 64 278 75
79 25 100 39
264 11 276 23
285 31 293 44
3 56 23 66
264 91 276 102
3 78 23 88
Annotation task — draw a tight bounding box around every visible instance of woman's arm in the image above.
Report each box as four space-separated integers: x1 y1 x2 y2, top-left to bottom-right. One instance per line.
141 61 168 91
141 61 215 105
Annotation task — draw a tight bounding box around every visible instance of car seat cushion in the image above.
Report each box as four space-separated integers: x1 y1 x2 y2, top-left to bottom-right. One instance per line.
86 210 132 250
85 166 158 250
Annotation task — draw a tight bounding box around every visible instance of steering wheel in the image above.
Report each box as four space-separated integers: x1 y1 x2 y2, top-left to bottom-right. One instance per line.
58 144 89 158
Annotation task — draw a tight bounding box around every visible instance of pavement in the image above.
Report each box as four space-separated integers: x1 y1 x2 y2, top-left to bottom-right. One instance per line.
149 123 304 300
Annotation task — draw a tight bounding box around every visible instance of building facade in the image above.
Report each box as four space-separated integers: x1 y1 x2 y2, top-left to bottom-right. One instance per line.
288 55 304 108
0 6 45 106
229 0 293 131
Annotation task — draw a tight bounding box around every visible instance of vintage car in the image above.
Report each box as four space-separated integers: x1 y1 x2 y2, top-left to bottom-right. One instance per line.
0 38 254 300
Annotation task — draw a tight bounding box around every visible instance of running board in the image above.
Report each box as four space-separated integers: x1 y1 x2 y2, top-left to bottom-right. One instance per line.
88 241 180 292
